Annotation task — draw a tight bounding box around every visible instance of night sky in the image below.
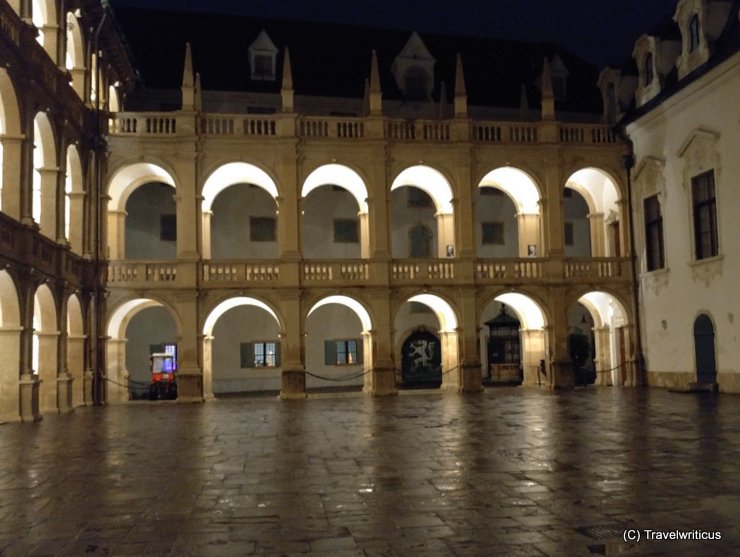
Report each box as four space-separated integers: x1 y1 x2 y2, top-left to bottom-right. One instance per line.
108 0 679 67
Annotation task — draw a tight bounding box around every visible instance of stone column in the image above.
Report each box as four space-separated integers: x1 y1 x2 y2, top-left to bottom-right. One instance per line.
202 335 214 400
107 209 126 260
516 213 542 257
458 290 483 392
67 332 86 407
359 210 370 259
105 338 129 403
546 289 574 389
38 166 60 239
439 330 460 391
366 291 396 396
70 68 86 100
593 325 612 386
201 210 212 259
435 212 455 258
521 328 547 386
39 24 59 61
276 150 301 259
454 158 476 258
67 190 86 253
541 157 564 256
588 212 605 257
278 293 306 399
0 326 22 422
174 293 203 402
0 135 24 219
19 285 40 421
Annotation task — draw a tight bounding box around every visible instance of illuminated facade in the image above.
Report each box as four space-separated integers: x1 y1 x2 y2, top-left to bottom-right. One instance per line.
0 0 640 421
604 0 740 392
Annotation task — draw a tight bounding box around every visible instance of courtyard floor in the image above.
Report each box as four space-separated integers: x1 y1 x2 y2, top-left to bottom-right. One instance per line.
1 386 738 556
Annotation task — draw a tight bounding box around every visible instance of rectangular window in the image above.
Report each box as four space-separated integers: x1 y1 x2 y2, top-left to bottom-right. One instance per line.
564 222 574 246
692 170 718 260
324 339 361 365
160 214 176 241
481 222 504 245
240 342 280 368
333 219 359 243
643 195 665 271
250 217 277 242
252 54 274 80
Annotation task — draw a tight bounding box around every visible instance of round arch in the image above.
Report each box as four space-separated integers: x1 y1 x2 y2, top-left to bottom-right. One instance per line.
0 67 21 134
391 165 454 214
576 290 631 386
301 164 369 213
306 294 373 333
107 162 177 212
34 283 58 414
65 11 86 98
0 270 21 421
203 296 282 337
202 162 278 211
66 293 85 408
478 166 542 215
565 167 621 214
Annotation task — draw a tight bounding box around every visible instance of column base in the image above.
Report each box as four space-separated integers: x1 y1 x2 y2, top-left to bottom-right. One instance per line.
57 373 74 413
550 360 575 389
280 369 307 399
177 371 204 402
19 374 42 422
460 362 483 393
365 366 397 396
83 370 95 405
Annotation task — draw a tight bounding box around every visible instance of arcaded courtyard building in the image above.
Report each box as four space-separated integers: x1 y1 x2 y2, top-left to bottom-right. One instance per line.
2 0 642 421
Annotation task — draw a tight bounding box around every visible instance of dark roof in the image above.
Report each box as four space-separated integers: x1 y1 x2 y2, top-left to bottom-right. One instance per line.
621 0 740 125
111 7 604 113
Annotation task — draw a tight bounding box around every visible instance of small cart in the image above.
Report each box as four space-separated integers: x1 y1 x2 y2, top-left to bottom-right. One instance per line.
149 352 177 400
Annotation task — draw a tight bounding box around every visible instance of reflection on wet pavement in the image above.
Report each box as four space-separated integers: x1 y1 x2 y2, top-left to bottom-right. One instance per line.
0 387 737 556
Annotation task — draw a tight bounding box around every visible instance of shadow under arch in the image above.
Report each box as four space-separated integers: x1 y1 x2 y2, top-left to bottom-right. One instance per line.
202 296 283 398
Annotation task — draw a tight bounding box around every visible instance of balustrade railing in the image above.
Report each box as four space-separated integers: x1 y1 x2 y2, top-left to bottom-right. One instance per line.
109 111 619 147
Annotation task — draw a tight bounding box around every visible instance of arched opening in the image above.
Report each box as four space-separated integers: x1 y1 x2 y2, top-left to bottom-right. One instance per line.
65 145 84 253
65 11 86 98
301 164 370 259
395 293 459 390
33 112 58 238
125 183 177 259
107 163 177 260
107 299 179 402
391 166 455 258
34 284 58 414
577 291 630 386
203 297 282 397
567 302 597 386
480 293 547 386
477 167 542 257
693 314 717 385
201 162 279 259
305 295 373 391
0 271 21 422
0 68 24 218
66 294 86 408
565 168 622 257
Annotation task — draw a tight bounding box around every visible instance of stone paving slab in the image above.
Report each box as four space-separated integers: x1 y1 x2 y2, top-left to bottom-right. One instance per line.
1 387 739 556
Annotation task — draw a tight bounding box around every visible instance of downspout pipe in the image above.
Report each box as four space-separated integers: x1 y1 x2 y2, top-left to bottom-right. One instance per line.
615 125 646 386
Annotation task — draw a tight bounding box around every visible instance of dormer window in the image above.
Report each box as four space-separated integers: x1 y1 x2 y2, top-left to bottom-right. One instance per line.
644 52 654 86
248 31 278 82
689 14 700 52
392 32 435 102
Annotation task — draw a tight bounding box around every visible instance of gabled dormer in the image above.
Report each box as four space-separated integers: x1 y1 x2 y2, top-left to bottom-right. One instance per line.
674 0 710 78
391 32 435 102
249 31 278 81
674 0 733 79
631 31 681 107
597 67 638 125
632 35 662 106
549 54 569 101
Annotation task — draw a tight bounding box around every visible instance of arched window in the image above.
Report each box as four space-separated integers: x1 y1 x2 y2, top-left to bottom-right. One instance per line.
409 223 432 258
689 14 700 53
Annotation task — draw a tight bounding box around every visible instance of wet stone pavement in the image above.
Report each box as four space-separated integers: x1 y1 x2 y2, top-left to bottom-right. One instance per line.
1 387 739 557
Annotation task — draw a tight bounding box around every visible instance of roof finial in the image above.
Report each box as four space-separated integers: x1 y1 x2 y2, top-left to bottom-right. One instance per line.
369 50 383 115
181 42 195 110
454 53 467 117
281 47 294 112
541 57 555 120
